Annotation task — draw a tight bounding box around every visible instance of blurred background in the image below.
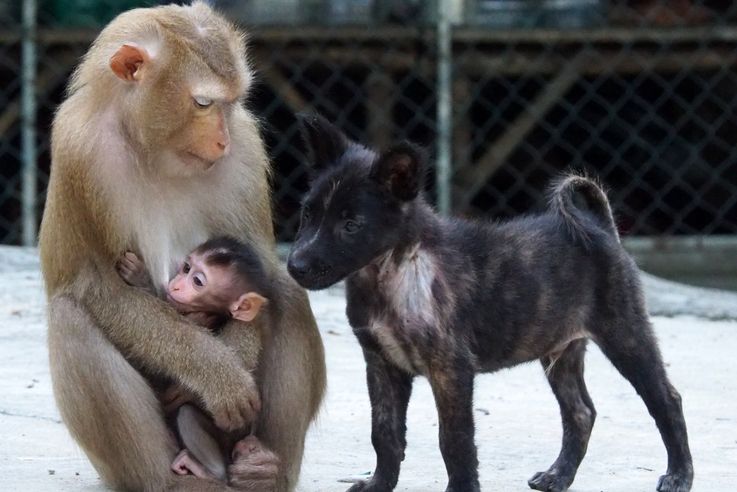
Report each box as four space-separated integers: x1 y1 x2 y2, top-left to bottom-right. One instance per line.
2 0 736 290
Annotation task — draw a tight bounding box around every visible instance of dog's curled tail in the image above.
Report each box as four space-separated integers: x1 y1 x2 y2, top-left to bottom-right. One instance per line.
549 173 619 246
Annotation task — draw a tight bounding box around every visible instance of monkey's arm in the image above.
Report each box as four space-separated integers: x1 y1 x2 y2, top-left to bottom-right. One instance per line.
218 318 262 373
70 263 260 431
184 311 225 331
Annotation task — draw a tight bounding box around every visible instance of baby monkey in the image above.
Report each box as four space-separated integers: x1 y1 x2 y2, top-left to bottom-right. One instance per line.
118 236 269 329
117 236 272 482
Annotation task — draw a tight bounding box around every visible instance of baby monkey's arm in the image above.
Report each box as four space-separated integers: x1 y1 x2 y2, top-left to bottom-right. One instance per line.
116 251 155 293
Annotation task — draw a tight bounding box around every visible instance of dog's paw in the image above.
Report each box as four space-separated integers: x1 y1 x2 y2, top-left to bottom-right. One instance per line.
445 479 480 492
657 471 693 492
528 471 571 492
346 480 369 492
346 479 392 492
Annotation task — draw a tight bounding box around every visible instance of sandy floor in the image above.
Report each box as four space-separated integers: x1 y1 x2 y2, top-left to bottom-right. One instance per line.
0 246 734 491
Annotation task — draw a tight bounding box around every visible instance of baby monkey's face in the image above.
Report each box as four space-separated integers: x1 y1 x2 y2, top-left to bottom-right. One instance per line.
167 253 230 312
167 252 266 322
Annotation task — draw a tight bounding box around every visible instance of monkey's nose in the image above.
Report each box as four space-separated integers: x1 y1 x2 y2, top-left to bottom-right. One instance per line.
216 130 230 152
212 141 229 161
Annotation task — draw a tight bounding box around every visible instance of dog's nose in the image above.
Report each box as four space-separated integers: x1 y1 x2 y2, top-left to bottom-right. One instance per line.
287 255 311 281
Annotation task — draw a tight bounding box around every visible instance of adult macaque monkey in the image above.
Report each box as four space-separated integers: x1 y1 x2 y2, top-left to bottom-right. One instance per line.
39 2 325 491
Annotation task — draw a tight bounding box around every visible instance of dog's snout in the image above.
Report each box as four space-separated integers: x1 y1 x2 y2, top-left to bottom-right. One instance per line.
288 249 336 290
287 253 311 280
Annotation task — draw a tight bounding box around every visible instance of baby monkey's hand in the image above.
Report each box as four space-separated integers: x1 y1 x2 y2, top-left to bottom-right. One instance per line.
116 251 152 290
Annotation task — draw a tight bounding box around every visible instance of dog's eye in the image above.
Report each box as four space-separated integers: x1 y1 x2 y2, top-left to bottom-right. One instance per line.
343 220 361 234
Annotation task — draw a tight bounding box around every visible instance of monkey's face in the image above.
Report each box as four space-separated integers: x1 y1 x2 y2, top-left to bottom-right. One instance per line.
141 63 242 178
161 87 236 177
166 254 236 313
108 16 250 178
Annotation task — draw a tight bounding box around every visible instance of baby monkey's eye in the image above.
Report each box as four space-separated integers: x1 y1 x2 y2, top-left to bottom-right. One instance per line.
193 96 213 109
193 273 205 287
182 261 191 274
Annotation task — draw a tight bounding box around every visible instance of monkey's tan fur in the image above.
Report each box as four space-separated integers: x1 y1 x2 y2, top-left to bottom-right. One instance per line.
40 3 325 490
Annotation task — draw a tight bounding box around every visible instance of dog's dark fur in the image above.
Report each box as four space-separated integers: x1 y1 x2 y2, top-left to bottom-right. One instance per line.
288 114 693 492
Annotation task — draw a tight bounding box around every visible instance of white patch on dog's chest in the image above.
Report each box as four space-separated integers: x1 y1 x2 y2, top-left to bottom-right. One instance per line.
364 246 439 374
378 245 437 326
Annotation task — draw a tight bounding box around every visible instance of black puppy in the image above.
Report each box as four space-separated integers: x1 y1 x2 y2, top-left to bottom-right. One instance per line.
288 114 693 492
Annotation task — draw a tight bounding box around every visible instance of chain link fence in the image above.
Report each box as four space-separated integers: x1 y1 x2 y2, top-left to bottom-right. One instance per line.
2 0 736 245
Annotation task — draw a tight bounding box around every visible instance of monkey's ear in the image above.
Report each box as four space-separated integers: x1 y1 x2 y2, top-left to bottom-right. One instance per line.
231 292 268 323
110 43 150 82
371 142 425 201
297 113 350 172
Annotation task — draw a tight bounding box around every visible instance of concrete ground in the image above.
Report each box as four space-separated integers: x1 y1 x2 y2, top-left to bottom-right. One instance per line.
0 246 734 491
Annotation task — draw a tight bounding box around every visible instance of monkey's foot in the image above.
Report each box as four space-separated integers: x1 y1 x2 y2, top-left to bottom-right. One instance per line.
528 470 573 492
657 470 693 492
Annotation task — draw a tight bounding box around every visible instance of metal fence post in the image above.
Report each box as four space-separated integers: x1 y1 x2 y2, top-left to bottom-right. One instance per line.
21 0 38 246
435 0 452 215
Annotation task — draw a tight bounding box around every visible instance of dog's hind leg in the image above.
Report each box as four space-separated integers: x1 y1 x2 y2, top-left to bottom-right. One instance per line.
595 320 693 492
529 339 595 492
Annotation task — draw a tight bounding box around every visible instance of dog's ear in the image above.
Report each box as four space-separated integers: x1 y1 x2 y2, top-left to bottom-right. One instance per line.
372 142 425 201
297 112 350 172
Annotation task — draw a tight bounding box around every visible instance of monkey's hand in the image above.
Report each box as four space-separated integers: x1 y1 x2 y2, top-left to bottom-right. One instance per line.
202 368 261 432
116 251 153 290
228 436 280 491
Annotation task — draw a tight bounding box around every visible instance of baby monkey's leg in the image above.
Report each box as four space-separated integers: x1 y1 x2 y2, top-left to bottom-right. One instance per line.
176 404 228 482
228 435 281 491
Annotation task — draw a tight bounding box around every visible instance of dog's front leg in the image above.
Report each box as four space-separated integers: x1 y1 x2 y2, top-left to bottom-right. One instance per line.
429 361 480 492
348 346 413 492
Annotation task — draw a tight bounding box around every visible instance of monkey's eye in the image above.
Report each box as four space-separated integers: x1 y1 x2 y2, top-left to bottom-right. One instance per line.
193 273 206 288
343 220 361 234
182 261 191 274
193 96 213 109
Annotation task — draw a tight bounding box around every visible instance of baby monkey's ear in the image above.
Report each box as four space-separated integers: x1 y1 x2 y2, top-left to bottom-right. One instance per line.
372 142 425 201
231 292 268 323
